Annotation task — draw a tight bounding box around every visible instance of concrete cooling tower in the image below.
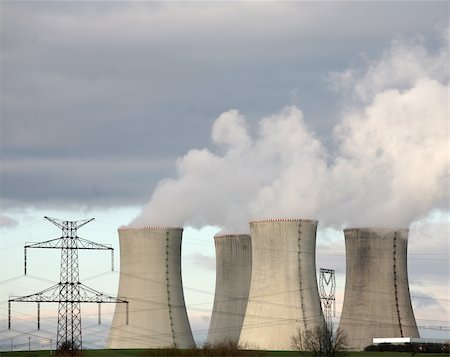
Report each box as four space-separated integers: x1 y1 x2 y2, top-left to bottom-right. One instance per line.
207 234 252 345
339 228 419 351
107 227 195 349
239 219 324 350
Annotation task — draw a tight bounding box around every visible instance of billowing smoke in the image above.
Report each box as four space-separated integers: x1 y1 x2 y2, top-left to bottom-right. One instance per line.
131 107 327 229
131 35 449 231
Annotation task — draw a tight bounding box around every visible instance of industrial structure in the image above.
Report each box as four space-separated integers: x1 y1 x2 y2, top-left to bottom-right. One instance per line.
339 228 419 351
107 227 195 349
319 268 336 324
207 234 252 345
239 219 324 350
8 217 127 352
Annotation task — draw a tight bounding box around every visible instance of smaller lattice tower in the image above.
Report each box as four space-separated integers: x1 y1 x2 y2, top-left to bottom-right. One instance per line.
319 268 336 324
8 217 128 352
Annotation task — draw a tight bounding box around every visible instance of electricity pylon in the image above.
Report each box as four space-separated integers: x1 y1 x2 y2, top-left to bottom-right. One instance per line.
319 268 336 323
8 216 128 352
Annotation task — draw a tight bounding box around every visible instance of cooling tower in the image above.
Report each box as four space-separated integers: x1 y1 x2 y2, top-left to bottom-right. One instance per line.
339 228 419 351
107 227 195 349
239 219 324 350
207 234 252 345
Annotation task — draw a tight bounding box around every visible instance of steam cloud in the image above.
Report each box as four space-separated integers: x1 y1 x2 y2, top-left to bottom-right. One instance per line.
131 35 449 231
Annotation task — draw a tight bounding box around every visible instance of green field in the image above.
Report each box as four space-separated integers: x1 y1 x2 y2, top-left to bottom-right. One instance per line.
0 351 448 357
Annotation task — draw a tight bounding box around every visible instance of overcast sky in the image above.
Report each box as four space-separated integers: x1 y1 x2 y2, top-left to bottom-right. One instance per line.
0 0 449 350
1 1 448 211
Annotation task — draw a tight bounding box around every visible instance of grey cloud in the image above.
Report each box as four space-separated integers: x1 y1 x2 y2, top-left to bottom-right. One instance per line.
187 312 211 344
0 215 18 228
1 157 174 208
408 217 449 279
410 217 450 254
188 252 215 271
315 227 346 273
1 1 447 209
411 290 444 310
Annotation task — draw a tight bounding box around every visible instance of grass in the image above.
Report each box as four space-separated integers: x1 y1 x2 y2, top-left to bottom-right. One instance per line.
0 350 448 357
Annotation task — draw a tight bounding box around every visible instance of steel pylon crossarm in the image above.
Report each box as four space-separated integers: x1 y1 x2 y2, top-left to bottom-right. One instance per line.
8 283 129 328
25 237 112 250
9 283 61 303
44 216 94 231
24 237 114 274
8 283 128 303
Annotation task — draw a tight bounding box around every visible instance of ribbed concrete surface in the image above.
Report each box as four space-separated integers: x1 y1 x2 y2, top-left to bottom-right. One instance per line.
239 219 324 350
339 228 419 351
207 234 252 345
107 227 195 349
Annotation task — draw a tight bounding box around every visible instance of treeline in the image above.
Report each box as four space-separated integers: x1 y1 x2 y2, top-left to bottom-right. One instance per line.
139 342 266 357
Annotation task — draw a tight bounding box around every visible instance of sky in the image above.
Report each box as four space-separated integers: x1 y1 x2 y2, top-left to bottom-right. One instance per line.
0 0 449 351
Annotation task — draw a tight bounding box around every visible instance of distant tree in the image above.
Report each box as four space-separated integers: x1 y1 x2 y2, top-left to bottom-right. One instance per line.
291 321 347 357
56 341 84 356
201 340 265 357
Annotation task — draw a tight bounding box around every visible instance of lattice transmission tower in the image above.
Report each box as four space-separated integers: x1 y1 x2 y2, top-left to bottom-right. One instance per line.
8 216 128 352
319 268 336 323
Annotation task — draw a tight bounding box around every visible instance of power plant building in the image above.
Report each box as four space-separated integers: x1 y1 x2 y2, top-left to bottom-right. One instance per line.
239 219 324 350
339 228 419 351
107 227 195 349
207 234 252 345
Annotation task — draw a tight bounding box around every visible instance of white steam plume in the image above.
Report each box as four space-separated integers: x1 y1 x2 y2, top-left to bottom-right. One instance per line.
131 35 449 231
131 107 327 230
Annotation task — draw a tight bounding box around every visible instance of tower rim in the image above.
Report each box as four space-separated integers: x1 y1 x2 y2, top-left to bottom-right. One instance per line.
249 218 317 224
344 227 409 234
214 233 251 239
118 226 184 231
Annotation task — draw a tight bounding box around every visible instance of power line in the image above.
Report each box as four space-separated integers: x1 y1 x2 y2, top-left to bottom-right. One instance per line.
7 217 129 353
